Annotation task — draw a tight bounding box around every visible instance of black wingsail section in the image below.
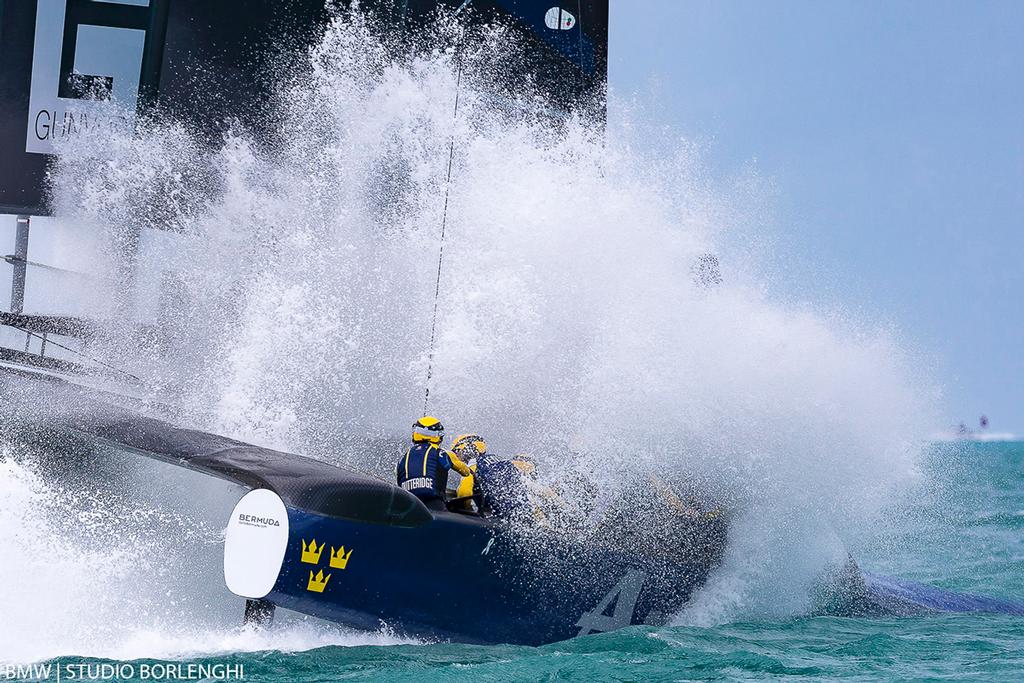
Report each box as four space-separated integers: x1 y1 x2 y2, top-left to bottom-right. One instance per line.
488 0 609 107
369 0 609 116
1 0 608 215
1 368 432 528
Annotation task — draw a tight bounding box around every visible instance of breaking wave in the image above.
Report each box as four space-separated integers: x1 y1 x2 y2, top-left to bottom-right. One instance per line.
0 6 940 655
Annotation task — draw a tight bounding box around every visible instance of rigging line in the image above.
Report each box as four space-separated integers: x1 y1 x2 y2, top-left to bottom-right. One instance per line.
422 42 464 416
576 0 585 100
7 324 142 383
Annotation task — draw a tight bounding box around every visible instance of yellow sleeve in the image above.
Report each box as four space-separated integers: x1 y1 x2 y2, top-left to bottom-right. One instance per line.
447 450 473 478
456 472 475 498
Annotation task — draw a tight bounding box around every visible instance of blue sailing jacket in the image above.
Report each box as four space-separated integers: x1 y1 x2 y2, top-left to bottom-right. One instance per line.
475 455 532 519
397 442 469 499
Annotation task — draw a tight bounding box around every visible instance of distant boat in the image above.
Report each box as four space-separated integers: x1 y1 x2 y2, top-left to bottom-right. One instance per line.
932 416 1019 443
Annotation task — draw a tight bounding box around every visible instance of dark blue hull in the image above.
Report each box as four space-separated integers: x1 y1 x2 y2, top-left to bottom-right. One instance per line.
268 507 723 646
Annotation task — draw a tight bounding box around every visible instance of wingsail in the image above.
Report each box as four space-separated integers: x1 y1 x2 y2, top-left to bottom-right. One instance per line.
376 0 609 113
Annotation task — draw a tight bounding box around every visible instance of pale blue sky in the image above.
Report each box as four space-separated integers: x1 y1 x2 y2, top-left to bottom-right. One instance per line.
609 1 1024 433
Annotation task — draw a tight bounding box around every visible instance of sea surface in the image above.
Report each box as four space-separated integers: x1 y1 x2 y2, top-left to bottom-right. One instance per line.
4 440 1022 682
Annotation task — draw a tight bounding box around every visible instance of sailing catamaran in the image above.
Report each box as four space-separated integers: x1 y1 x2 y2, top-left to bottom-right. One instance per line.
1 0 1022 647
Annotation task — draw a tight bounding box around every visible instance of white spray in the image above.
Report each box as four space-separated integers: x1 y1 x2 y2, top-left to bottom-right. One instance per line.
1 8 939 658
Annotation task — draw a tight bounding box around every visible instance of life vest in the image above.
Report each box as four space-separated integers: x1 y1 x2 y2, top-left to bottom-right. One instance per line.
396 442 455 498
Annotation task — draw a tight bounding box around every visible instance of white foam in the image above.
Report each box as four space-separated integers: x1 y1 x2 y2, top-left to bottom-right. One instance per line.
0 455 419 665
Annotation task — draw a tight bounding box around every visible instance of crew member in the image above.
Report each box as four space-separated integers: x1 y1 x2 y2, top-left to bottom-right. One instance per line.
452 435 546 522
452 433 489 503
396 416 472 510
475 453 535 520
451 434 525 516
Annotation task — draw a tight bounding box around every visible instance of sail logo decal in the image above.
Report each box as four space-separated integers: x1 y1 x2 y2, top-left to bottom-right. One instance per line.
238 513 280 528
300 537 355 593
26 0 161 154
307 570 330 593
330 546 354 569
301 539 325 564
544 7 577 31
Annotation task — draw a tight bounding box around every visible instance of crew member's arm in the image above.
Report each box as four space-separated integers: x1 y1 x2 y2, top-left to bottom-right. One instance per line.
443 450 473 478
456 465 477 499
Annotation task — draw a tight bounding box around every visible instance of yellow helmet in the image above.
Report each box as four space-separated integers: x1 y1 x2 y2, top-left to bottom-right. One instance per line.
412 416 445 444
452 433 488 459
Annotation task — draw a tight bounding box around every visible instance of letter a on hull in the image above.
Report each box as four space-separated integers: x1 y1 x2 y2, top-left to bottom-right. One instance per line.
224 489 289 599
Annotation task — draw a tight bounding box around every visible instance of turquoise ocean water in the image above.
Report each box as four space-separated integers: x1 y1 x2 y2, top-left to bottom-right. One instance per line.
8 441 1022 682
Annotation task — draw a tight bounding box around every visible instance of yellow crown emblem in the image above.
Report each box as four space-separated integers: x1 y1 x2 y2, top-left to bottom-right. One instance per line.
301 539 324 564
330 546 354 569
307 569 331 593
